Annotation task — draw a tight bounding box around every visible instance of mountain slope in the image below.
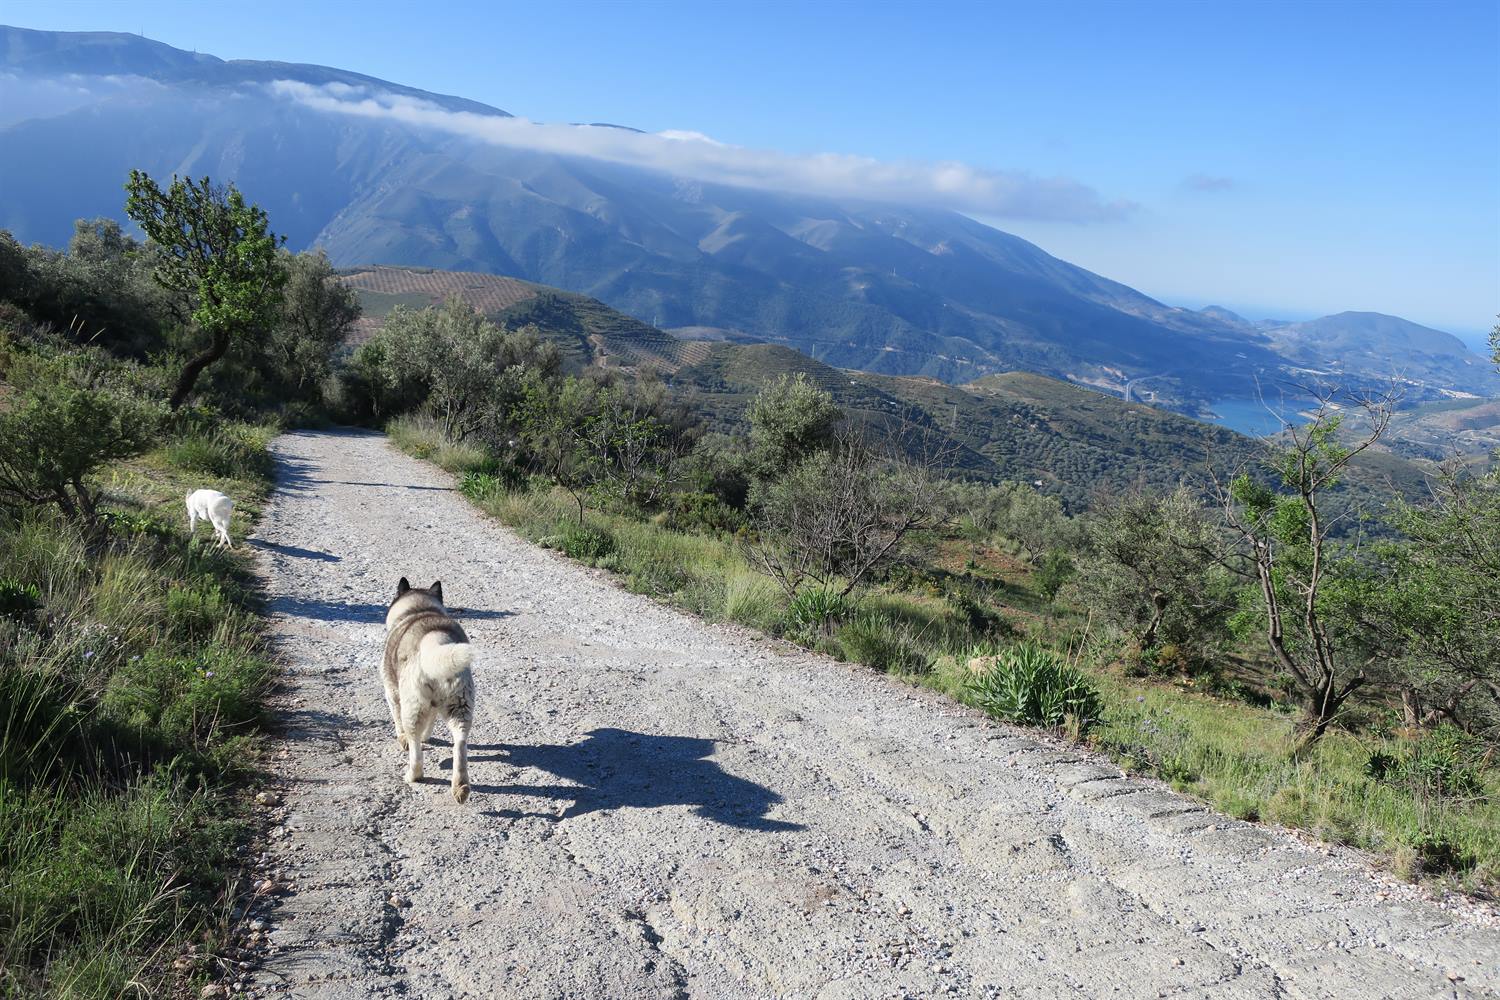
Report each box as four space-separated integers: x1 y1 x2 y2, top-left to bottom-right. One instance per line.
2 25 1493 407
341 265 1428 510
1266 311 1492 390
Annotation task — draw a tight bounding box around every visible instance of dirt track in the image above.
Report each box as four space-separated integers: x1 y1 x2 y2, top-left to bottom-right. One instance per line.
246 430 1497 1000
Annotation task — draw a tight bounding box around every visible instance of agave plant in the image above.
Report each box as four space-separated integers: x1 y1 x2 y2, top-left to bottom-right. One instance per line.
966 640 1102 730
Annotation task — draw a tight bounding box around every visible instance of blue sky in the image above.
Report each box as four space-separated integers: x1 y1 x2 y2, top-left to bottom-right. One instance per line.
7 0 1498 341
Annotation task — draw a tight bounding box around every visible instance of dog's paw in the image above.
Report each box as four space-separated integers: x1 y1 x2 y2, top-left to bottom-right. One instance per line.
404 768 422 785
453 783 470 804
396 735 409 751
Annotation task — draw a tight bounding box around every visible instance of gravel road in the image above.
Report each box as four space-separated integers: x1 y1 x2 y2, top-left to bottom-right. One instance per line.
245 430 1497 1000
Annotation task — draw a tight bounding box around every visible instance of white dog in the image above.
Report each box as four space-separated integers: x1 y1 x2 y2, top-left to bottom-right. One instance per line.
186 489 235 547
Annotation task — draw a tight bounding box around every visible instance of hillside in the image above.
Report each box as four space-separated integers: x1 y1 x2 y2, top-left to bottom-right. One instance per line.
340 265 542 343
1266 311 1495 393
4 26 1493 412
339 265 1430 510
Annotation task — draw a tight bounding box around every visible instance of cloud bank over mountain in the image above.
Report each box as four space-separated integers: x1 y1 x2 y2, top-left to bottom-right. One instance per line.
267 79 1133 223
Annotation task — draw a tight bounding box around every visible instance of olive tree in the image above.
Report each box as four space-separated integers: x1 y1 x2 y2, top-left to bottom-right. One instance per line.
1216 391 1394 744
745 372 841 490
267 250 360 397
1340 469 1500 732
1070 486 1230 653
375 299 511 442
746 426 954 599
0 357 157 532
124 172 285 409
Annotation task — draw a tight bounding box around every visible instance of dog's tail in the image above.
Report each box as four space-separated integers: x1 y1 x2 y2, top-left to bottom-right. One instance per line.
423 641 474 681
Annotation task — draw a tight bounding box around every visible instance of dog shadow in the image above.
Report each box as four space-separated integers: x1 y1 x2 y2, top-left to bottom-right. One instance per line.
312 480 453 492
250 538 341 562
270 595 390 623
271 596 514 624
432 727 802 832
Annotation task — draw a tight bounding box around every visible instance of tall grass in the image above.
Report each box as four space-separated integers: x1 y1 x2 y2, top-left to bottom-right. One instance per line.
0 421 274 998
387 413 490 475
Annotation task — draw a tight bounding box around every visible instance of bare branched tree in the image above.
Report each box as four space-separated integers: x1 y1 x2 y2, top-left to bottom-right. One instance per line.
1212 383 1397 745
745 422 955 600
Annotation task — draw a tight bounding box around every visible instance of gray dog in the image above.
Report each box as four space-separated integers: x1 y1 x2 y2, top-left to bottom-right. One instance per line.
383 578 475 802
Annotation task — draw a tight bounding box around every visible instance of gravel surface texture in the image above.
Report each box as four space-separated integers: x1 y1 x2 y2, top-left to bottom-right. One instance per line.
244 430 1498 1000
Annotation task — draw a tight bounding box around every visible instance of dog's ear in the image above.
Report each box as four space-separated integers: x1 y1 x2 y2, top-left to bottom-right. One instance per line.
431 580 443 604
397 577 410 597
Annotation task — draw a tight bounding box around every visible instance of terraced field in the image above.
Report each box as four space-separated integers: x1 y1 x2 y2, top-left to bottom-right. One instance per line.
339 266 542 342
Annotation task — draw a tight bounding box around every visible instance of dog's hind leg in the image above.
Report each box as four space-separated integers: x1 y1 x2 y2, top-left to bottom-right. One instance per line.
384 686 407 751
449 716 471 804
401 704 426 785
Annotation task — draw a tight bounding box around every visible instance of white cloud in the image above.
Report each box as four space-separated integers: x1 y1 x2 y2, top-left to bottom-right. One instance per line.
267 80 1132 222
0 72 165 128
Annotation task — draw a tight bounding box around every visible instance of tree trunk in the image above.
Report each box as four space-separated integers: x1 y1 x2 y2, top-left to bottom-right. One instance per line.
169 328 232 410
1401 688 1422 729
1141 591 1168 648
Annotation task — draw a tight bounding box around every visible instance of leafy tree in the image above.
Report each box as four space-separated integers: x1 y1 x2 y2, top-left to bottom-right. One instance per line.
1032 548 1076 602
1071 487 1230 651
745 373 841 488
0 356 157 532
373 300 561 443
1336 469 1500 733
1217 394 1393 744
994 483 1076 564
682 432 751 511
1 221 165 356
575 380 690 513
746 427 954 599
267 250 360 397
512 372 603 523
124 172 286 409
0 231 29 304
376 299 509 441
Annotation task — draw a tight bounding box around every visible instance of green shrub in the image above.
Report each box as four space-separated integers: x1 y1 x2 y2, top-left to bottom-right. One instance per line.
1032 548 1075 601
460 471 502 502
966 640 1102 730
1402 828 1477 876
946 589 1016 640
539 520 617 563
1366 725 1488 799
164 426 269 480
667 490 747 535
0 577 41 619
837 612 931 675
721 570 783 631
459 462 525 502
787 586 852 634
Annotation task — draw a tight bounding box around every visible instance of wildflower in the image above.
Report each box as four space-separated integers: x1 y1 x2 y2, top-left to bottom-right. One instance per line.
205 670 215 678
84 650 95 659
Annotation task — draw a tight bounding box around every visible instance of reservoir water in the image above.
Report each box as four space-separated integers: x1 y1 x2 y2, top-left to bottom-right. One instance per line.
1206 397 1310 437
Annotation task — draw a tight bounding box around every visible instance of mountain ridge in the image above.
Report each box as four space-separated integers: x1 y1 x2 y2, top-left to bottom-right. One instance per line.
2 25 1494 409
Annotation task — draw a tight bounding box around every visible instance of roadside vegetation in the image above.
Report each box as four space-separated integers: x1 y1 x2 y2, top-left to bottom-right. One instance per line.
0 173 355 997
4 162 1494 1000
370 303 1500 894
